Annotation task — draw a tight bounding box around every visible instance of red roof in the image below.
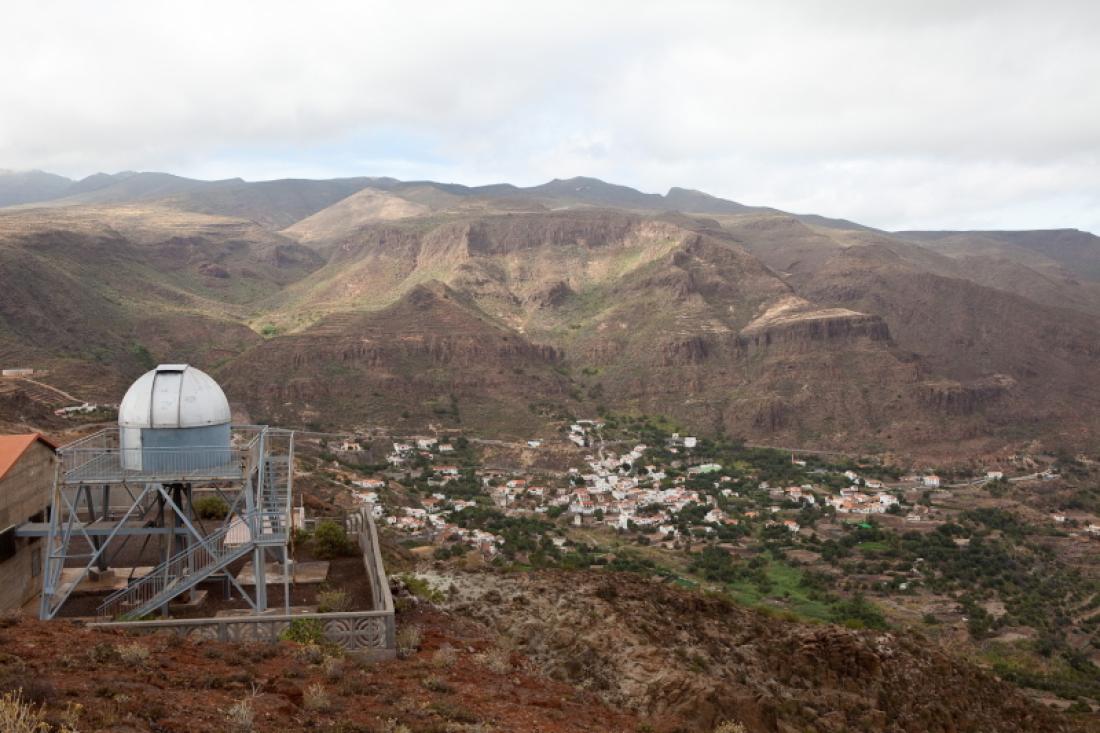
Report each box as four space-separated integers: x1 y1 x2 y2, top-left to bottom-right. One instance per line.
0 433 57 481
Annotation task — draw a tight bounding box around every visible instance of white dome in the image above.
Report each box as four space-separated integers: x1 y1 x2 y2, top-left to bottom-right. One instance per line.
118 364 231 429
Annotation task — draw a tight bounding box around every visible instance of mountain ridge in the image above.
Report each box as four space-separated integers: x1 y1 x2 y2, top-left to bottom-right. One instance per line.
1 169 1099 456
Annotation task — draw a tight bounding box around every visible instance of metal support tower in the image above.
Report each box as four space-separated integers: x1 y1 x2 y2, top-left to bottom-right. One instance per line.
32 426 294 621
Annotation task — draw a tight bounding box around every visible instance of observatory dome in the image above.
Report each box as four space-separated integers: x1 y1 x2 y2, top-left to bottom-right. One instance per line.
118 364 232 472
119 364 231 429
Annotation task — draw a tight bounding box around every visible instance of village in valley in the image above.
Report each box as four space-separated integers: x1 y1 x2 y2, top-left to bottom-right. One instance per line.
323 420 1092 561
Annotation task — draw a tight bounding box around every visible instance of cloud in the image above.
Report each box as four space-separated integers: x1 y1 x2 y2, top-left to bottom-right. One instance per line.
1 0 1098 231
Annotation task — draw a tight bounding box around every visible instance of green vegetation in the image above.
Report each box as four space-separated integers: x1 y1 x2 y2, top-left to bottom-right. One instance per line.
688 545 874 624
830 593 888 630
129 342 156 370
982 642 1100 701
316 588 352 613
192 495 229 520
279 618 326 645
395 574 444 604
304 521 357 560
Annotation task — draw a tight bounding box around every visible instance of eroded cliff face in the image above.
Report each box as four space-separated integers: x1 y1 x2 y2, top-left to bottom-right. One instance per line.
219 284 570 432
438 570 1067 733
920 375 1016 415
217 204 1100 453
738 312 891 353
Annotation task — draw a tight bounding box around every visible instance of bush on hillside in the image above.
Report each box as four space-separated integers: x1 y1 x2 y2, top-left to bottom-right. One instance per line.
312 521 356 559
193 496 230 520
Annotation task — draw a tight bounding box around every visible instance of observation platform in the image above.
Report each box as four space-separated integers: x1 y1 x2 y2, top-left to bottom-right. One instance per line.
16 520 195 537
56 426 263 485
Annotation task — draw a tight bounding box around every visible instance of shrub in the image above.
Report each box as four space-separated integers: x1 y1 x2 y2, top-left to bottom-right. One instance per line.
714 723 748 733
224 698 254 732
396 574 444 604
477 643 511 675
378 719 412 733
830 594 888 631
302 682 331 711
115 642 151 667
321 655 343 679
280 618 326 645
313 521 355 559
293 643 326 664
432 644 458 669
0 691 48 733
193 496 230 520
421 675 454 693
317 588 352 613
88 641 119 665
396 625 422 659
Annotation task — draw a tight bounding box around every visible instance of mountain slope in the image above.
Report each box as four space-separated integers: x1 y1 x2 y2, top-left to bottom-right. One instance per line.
261 207 944 446
0 204 319 398
898 229 1100 282
0 169 74 207
1 172 1099 454
218 281 572 434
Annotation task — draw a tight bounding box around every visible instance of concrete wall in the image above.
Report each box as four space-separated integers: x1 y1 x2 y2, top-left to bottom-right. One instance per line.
0 536 41 610
0 439 54 532
0 439 54 610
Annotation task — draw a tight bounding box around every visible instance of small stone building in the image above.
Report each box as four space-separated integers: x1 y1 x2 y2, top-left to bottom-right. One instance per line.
0 434 56 610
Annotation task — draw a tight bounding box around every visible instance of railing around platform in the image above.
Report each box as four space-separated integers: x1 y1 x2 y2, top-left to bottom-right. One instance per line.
89 502 397 659
88 610 396 659
56 426 266 484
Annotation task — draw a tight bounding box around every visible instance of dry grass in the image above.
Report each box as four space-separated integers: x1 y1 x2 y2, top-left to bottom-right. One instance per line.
293 642 326 664
321 655 343 680
114 642 151 667
421 675 454 693
476 640 513 675
431 643 458 669
224 698 255 732
224 683 262 732
377 719 412 733
0 691 47 733
713 722 747 733
317 588 353 613
302 682 331 712
396 625 422 659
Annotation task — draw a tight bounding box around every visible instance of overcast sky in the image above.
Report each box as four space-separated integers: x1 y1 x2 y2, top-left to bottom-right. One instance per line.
3 0 1099 232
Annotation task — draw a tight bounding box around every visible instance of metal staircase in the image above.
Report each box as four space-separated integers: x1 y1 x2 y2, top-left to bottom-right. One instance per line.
96 522 253 620
257 454 292 543
93 429 296 621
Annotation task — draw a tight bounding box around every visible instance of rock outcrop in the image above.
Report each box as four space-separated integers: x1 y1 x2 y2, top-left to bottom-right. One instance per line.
444 569 1070 733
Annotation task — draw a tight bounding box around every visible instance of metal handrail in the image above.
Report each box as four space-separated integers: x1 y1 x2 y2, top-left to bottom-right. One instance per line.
56 426 270 484
97 519 252 620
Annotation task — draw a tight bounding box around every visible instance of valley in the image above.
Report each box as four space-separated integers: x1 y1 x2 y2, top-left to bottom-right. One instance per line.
2 170 1100 730
2 171 1099 460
